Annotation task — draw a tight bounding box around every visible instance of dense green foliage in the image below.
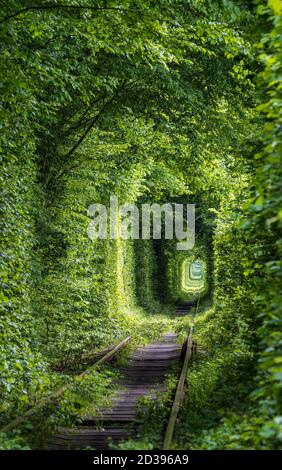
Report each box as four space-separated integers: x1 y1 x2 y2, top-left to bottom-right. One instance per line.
0 0 281 450
173 0 282 450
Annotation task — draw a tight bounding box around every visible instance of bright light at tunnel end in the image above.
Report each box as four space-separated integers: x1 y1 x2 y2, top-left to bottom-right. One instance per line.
87 196 195 251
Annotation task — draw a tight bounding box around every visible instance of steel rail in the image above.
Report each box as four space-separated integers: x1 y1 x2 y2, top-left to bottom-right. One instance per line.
0 336 132 434
163 326 193 450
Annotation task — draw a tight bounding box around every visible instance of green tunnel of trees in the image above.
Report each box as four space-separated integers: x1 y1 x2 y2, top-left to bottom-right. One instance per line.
0 0 281 450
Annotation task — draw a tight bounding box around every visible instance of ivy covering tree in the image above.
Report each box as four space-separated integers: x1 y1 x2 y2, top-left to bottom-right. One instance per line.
0 0 281 451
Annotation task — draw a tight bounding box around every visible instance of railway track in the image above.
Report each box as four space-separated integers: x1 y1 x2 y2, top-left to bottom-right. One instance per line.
46 332 182 449
174 301 195 317
2 301 195 450
46 301 195 450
